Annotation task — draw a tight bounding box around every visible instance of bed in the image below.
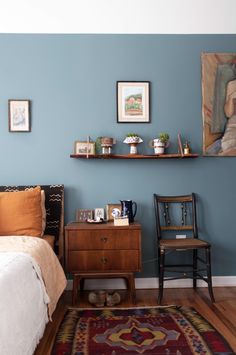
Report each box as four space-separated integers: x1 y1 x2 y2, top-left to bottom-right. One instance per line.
0 185 67 355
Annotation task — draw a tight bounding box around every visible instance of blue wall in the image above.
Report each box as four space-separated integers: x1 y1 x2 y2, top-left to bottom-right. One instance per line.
0 34 236 277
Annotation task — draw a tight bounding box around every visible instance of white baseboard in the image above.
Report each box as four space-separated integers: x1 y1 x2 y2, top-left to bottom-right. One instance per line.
66 276 236 290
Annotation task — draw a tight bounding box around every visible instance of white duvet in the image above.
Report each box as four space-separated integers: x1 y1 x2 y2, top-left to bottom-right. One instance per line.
0 252 49 355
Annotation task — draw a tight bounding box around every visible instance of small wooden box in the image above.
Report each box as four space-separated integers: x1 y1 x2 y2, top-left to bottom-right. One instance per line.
114 217 129 226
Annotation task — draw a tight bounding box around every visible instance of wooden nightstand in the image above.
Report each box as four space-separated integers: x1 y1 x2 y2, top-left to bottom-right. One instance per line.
65 221 142 305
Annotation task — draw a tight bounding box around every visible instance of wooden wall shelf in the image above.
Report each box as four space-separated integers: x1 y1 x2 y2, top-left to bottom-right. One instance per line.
70 153 199 160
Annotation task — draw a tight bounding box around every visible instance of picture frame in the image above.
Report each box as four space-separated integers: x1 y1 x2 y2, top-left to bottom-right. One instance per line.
94 208 105 220
105 203 122 221
117 81 150 123
76 209 93 222
74 141 95 155
8 99 30 132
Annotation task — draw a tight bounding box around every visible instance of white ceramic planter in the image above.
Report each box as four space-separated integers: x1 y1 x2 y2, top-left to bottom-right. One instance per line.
154 146 165 154
129 144 138 154
149 138 167 155
123 136 143 154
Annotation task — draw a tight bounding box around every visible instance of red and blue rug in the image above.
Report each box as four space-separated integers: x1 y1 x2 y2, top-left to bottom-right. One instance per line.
51 306 234 354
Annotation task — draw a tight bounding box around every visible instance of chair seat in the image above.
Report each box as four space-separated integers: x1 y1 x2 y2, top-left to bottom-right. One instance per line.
160 238 210 250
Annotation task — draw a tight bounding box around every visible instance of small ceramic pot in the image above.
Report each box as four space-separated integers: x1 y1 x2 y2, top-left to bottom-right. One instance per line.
123 136 143 154
100 137 116 155
100 137 114 145
150 138 167 155
125 136 140 144
129 143 138 154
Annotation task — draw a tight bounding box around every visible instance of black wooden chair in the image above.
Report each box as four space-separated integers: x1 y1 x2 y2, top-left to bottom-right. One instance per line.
153 193 215 304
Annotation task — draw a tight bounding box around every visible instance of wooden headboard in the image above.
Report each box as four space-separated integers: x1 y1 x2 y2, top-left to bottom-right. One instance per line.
0 184 64 261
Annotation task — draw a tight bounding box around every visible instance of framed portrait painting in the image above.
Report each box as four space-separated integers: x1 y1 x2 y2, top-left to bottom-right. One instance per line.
8 100 30 132
202 53 236 156
117 81 150 123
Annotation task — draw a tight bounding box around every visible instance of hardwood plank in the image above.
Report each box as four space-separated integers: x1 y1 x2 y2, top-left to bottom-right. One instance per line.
215 299 236 334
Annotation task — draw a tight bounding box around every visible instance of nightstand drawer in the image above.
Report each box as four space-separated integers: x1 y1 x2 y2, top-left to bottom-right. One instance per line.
67 250 140 272
67 230 140 250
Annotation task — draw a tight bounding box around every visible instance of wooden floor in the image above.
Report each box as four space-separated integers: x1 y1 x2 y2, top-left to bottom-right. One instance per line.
35 287 236 354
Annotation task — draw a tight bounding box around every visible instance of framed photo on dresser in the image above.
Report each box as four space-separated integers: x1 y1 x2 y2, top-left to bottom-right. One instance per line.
76 209 93 222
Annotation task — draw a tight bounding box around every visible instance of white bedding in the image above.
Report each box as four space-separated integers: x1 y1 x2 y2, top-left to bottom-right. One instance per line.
0 252 49 355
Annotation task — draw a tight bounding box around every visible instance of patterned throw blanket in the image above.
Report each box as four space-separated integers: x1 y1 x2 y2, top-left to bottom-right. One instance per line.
0 236 67 318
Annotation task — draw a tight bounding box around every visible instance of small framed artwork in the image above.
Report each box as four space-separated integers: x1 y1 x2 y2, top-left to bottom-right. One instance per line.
105 203 121 221
94 208 105 220
74 141 95 155
76 209 93 222
117 81 150 123
8 99 30 132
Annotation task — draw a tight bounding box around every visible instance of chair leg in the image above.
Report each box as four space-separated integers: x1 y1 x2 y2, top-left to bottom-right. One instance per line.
157 247 161 277
193 249 197 289
158 249 165 304
206 247 215 303
80 278 85 291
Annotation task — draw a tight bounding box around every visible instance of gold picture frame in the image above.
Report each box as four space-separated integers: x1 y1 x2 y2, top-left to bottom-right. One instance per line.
105 203 121 221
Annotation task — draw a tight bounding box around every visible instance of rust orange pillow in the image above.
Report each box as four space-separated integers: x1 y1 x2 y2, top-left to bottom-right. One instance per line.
0 186 42 237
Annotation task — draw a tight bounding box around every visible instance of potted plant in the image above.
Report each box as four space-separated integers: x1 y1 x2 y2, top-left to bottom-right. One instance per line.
123 133 143 154
150 132 170 155
96 136 116 154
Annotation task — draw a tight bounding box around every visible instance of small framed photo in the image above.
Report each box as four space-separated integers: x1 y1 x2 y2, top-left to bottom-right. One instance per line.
74 141 95 155
8 99 30 132
105 203 121 221
94 208 105 220
117 81 150 123
76 209 93 222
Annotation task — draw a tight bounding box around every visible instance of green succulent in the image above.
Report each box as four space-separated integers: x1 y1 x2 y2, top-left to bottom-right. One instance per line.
158 132 169 144
126 133 139 137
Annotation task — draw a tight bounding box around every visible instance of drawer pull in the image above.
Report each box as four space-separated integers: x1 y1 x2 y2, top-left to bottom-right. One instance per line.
101 237 108 243
101 257 108 264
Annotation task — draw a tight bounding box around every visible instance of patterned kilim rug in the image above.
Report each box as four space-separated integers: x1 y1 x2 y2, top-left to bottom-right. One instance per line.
51 306 234 354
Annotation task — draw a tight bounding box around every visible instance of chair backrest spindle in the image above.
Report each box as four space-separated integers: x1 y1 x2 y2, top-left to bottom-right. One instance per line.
154 193 198 242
